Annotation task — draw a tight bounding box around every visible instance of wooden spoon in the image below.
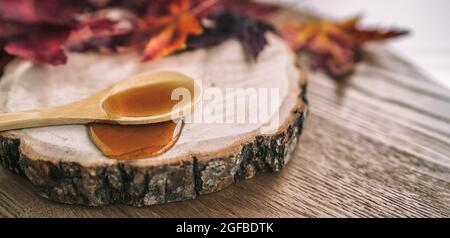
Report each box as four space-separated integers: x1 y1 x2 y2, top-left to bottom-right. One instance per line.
0 71 202 132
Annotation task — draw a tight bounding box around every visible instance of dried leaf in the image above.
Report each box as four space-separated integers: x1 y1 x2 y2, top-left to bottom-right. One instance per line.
0 21 27 38
339 17 409 42
4 27 69 65
66 14 137 53
142 0 203 61
1 0 407 77
188 11 274 60
199 0 279 18
0 44 13 76
0 0 84 25
0 0 280 67
0 0 86 65
87 0 152 13
281 17 409 78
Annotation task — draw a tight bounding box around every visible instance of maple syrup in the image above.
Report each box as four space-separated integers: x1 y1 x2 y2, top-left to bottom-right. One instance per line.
103 81 195 117
88 120 184 160
89 80 194 160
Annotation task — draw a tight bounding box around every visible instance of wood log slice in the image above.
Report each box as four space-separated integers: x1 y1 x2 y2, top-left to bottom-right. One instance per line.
0 34 308 206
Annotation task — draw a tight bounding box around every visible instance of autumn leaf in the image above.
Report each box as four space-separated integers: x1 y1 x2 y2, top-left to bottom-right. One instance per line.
0 0 84 25
0 21 27 38
281 17 409 78
141 0 203 61
0 0 83 65
188 11 275 61
199 0 279 18
141 0 278 61
0 44 12 75
4 27 70 65
0 0 408 76
0 0 280 68
65 14 138 53
339 17 409 42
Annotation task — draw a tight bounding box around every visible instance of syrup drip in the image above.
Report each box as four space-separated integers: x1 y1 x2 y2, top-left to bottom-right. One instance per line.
88 120 183 160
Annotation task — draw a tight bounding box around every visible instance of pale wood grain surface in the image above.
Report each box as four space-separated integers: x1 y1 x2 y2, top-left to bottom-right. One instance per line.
0 44 449 218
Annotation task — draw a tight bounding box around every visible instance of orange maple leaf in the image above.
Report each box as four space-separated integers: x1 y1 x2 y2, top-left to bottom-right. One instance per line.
281 16 408 78
142 0 203 62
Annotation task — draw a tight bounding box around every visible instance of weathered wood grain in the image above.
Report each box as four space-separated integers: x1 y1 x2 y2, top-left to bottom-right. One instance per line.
0 43 448 217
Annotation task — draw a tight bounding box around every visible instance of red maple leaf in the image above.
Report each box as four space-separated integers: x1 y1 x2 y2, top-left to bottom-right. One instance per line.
0 0 84 25
281 16 409 78
141 0 203 61
4 27 70 65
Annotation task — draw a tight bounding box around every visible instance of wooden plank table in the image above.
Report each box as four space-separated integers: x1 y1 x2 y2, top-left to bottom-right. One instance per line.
0 45 449 218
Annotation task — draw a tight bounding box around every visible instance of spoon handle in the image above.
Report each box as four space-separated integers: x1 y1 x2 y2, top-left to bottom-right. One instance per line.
0 108 93 132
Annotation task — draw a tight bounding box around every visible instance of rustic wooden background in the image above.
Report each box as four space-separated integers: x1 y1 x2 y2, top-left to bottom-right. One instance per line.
0 45 449 217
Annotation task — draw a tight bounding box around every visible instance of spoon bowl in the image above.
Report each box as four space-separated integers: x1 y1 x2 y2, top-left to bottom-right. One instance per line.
0 71 202 132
